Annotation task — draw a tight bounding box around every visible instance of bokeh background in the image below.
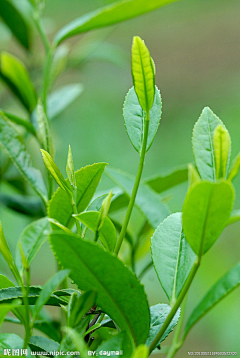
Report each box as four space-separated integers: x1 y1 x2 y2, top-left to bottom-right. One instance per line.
0 0 240 355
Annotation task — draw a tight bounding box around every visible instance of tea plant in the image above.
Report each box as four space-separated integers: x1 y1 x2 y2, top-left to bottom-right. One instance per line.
0 1 240 357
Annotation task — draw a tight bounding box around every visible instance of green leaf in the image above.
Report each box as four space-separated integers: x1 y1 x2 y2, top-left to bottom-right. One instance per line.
100 190 113 228
74 211 117 252
192 107 230 181
0 110 36 136
131 36 155 112
151 213 196 304
227 209 240 226
213 124 231 179
32 269 70 320
0 287 70 306
144 164 188 193
48 163 107 228
54 0 179 45
36 100 52 154
184 262 240 337
0 275 14 289
182 180 234 256
47 84 84 120
123 86 161 153
145 304 180 348
228 152 240 181
66 145 77 202
0 301 21 328
29 336 60 352
96 332 133 357
106 167 170 228
40 149 71 194
51 45 69 85
0 194 45 218
67 291 96 328
0 52 37 112
0 334 31 356
131 345 149 358
0 113 48 205
0 0 30 49
61 327 88 358
15 217 50 272
188 163 200 187
50 231 150 346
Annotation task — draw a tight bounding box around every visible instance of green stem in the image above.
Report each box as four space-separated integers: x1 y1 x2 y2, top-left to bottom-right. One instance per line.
42 45 55 113
114 113 150 255
72 199 82 236
166 294 188 358
33 11 50 53
148 257 200 355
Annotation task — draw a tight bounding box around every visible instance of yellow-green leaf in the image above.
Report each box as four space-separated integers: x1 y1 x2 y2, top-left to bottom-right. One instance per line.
131 36 155 113
188 163 200 187
213 124 231 179
228 152 240 181
130 345 149 358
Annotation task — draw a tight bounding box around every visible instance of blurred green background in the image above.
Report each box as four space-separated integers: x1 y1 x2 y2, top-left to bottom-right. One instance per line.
0 0 240 355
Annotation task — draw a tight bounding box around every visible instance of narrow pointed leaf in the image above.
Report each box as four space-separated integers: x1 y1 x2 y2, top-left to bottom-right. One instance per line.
106 167 170 228
184 262 240 337
36 101 52 154
213 124 231 179
192 107 229 180
151 213 196 303
48 163 107 228
182 181 234 256
0 0 30 49
188 163 200 187
74 211 117 252
0 301 21 328
228 152 240 181
0 52 37 112
145 304 180 348
54 0 179 45
32 270 70 320
0 110 36 136
50 231 150 345
0 113 48 205
123 86 161 153
67 291 96 328
15 217 50 272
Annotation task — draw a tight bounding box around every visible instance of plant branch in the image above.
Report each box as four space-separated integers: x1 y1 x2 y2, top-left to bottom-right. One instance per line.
114 112 150 255
33 10 50 53
148 257 200 355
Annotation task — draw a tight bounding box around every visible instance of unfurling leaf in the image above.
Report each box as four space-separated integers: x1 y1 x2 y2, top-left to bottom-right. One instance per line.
99 190 112 229
66 145 77 202
228 152 240 181
182 180 234 257
130 345 149 358
188 163 200 187
36 100 52 154
213 124 231 179
40 149 71 194
131 36 155 113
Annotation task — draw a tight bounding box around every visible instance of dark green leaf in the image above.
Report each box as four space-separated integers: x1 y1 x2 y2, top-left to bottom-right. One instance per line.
48 163 107 228
184 262 240 337
106 167 170 228
0 0 30 49
182 180 234 256
151 213 196 304
0 194 45 217
54 0 179 45
145 304 180 348
123 86 161 153
50 231 150 346
29 336 60 353
0 52 37 112
192 107 230 181
0 113 48 205
32 270 70 320
15 217 50 272
74 211 117 252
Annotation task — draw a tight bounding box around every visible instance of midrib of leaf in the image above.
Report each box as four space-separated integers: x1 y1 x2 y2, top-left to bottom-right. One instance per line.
53 238 136 344
170 229 182 305
152 306 169 326
206 113 216 179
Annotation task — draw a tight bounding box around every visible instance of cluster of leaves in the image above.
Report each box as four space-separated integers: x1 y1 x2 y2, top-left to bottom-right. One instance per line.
0 0 240 357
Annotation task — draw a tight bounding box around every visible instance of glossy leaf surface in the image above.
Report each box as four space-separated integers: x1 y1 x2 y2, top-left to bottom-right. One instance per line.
50 231 150 345
106 167 170 228
145 304 180 348
54 0 179 45
151 213 196 303
123 86 161 153
192 107 228 180
184 262 240 337
74 211 117 252
0 113 48 204
131 36 154 112
182 181 234 256
0 52 36 112
48 163 107 228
